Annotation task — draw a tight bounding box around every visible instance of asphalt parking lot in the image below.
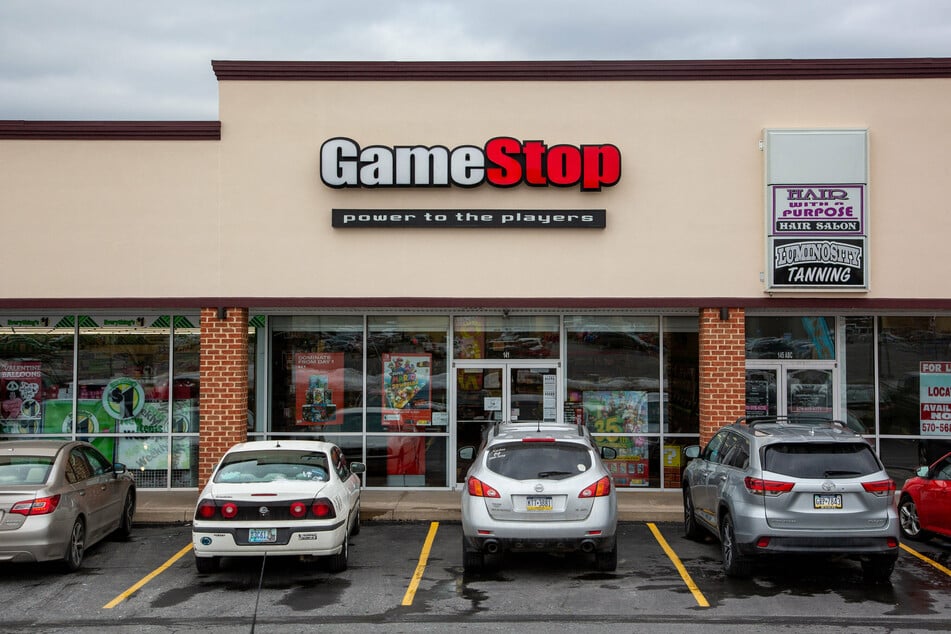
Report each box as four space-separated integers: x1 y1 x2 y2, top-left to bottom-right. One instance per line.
1 521 949 634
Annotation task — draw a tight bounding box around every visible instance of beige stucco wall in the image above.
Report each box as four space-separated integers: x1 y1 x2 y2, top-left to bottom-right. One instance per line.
3 76 951 301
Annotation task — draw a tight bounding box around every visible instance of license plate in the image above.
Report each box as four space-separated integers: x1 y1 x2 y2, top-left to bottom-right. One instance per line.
526 496 552 511
248 528 277 543
814 494 843 509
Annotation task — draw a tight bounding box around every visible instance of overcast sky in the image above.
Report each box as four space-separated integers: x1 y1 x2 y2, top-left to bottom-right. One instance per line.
3 0 951 120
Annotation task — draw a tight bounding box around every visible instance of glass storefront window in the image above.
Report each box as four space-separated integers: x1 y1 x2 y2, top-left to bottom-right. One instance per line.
746 316 835 360
0 316 74 435
844 317 876 434
664 316 700 434
270 316 364 434
878 316 951 436
565 316 661 488
367 316 449 433
364 435 448 488
454 315 559 359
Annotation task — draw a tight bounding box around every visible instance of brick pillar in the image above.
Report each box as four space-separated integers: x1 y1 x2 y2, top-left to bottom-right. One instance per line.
199 307 248 487
698 307 746 446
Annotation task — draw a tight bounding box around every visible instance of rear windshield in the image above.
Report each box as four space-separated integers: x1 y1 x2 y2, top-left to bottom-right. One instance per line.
0 457 54 485
485 442 592 480
215 450 330 483
763 443 881 478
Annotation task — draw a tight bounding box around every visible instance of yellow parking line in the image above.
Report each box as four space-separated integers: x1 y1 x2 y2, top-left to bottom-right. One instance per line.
103 544 194 609
402 521 439 606
901 543 951 577
647 522 710 608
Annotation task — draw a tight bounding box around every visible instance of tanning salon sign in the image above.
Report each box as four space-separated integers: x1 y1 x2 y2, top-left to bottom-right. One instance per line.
321 137 621 229
768 185 868 290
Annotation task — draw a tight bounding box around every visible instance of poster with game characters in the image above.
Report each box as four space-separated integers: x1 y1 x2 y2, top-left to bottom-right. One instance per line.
294 352 344 426
382 353 432 428
1 360 43 432
582 390 650 487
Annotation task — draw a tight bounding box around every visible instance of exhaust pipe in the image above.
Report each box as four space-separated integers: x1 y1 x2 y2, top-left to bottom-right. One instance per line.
580 539 596 553
483 539 500 554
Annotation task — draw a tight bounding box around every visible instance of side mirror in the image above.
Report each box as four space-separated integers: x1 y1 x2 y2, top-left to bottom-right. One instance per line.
601 446 618 460
350 462 366 475
113 462 127 475
684 445 701 460
916 465 929 478
458 446 475 461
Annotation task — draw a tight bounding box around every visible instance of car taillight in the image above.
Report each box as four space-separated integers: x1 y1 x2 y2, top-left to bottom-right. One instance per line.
579 476 612 498
862 479 896 496
521 437 556 443
744 477 795 495
220 502 239 519
196 500 217 519
311 498 335 518
10 494 61 516
289 501 308 518
467 476 500 498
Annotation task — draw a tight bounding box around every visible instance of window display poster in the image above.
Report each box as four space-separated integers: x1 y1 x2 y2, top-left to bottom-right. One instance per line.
1 360 43 428
920 361 951 436
294 352 344 426
382 353 434 427
455 316 485 359
582 390 650 487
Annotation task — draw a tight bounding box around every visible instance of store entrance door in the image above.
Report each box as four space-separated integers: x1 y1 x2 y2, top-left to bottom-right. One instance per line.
745 362 837 421
453 361 561 484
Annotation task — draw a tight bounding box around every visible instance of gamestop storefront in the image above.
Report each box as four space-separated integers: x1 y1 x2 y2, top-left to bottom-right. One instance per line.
2 59 951 490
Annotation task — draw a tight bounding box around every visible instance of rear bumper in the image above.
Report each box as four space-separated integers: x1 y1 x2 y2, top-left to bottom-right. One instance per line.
192 520 347 558
0 515 71 563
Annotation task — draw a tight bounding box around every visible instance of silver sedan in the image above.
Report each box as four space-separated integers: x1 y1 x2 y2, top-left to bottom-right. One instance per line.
0 439 136 571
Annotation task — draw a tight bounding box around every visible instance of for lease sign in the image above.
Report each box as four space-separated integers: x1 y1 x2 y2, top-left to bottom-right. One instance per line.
920 361 951 436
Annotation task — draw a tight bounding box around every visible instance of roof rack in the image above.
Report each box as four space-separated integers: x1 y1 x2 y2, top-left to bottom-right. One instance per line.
736 415 850 433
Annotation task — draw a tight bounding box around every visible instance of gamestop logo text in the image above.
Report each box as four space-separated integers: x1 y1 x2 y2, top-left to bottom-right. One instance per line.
321 137 621 192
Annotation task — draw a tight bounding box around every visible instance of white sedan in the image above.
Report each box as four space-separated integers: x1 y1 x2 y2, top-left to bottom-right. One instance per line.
192 440 365 573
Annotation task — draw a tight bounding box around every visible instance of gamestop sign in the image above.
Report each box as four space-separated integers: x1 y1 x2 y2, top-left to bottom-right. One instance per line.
321 137 621 192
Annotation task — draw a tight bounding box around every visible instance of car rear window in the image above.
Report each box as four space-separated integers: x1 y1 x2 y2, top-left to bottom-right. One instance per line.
763 443 881 478
0 457 53 484
485 442 592 480
215 451 330 483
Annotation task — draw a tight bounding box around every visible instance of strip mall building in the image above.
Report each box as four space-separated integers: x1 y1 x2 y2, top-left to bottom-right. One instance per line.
2 59 950 491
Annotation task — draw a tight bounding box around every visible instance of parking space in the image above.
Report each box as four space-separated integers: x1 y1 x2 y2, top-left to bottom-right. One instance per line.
0 522 949 632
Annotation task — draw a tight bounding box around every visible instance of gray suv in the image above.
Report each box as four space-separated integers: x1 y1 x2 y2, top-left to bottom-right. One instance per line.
682 416 900 582
461 422 618 573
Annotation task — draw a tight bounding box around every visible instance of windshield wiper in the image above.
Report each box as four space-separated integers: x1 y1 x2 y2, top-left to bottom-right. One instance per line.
537 470 572 478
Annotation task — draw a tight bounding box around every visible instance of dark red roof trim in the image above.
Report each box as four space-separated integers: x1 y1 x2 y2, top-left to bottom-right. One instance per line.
212 58 951 81
3 297 951 312
0 121 221 140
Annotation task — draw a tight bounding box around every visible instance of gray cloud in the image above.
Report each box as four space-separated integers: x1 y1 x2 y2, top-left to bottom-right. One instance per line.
2 0 951 119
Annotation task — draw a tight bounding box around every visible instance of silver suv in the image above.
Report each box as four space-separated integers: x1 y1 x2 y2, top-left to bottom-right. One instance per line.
460 422 619 572
682 416 900 582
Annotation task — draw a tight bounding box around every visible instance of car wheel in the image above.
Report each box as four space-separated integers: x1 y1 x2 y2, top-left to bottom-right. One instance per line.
462 536 484 573
683 487 704 540
327 536 349 573
898 495 929 541
62 518 86 572
595 539 618 572
114 491 135 541
720 513 752 578
195 555 220 574
862 554 897 584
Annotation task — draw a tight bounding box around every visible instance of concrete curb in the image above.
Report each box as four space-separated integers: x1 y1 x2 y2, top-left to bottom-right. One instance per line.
133 489 684 525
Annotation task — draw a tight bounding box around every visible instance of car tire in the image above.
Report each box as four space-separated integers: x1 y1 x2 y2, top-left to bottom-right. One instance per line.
595 540 618 572
720 513 752 578
862 554 897 584
195 555 220 574
62 518 86 572
898 495 929 541
462 536 484 573
327 536 349 573
114 491 135 541
683 487 704 541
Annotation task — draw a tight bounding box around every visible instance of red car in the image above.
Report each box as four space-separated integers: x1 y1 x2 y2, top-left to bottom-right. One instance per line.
897 451 951 540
